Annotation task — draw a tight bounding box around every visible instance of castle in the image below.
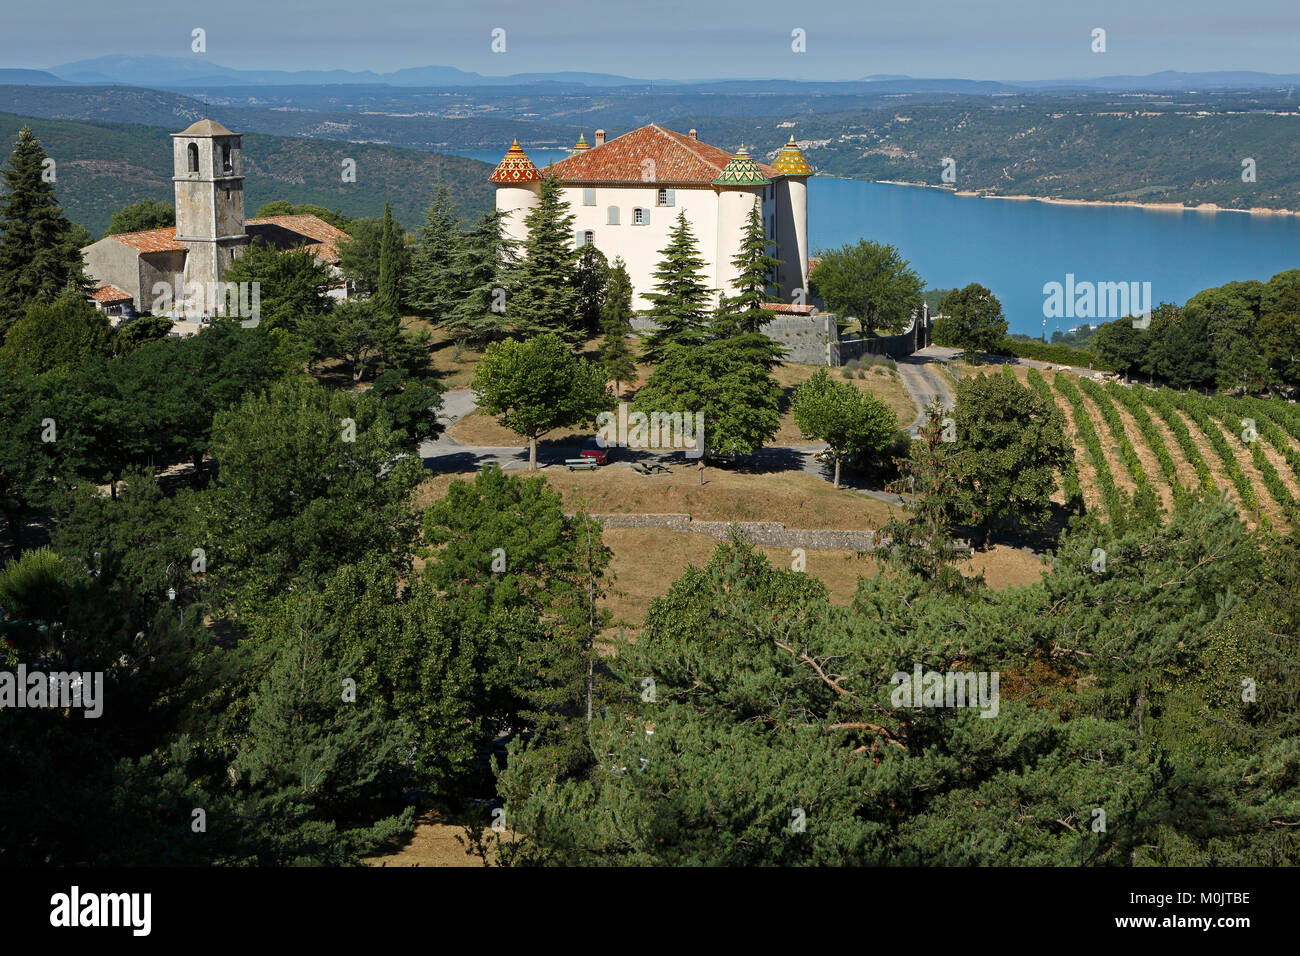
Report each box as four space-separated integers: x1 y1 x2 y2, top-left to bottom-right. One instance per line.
81 119 347 331
490 125 813 311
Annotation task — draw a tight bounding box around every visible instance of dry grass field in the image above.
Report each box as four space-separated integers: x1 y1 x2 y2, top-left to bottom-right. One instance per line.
416 462 899 528
446 358 914 448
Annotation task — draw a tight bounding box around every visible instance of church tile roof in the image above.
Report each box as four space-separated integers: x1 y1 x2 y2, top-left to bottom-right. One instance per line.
107 227 187 254
99 215 348 264
246 215 350 263
173 119 237 137
90 284 132 303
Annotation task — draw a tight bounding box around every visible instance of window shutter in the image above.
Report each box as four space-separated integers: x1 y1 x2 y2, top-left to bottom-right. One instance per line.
576 230 585 247
608 206 619 225
665 189 675 207
643 208 650 225
584 187 596 206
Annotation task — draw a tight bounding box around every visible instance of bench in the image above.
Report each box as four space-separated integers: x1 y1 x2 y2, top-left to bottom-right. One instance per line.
564 458 597 471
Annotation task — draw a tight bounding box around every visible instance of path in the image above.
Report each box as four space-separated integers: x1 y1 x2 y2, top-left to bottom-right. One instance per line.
895 351 955 434
418 387 905 505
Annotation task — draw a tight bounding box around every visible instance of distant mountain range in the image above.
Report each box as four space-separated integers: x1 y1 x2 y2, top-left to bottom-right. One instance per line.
47 56 681 89
32 56 1300 92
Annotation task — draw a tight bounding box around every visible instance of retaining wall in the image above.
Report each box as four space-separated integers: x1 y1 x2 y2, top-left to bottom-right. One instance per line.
585 512 879 551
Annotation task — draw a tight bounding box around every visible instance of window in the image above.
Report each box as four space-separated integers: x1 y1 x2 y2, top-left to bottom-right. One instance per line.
633 207 648 225
657 188 675 207
607 206 620 225
187 143 199 173
221 143 232 173
583 187 596 206
584 230 594 247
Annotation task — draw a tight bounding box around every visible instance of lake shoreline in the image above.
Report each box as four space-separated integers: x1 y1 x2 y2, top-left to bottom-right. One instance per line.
871 180 1300 217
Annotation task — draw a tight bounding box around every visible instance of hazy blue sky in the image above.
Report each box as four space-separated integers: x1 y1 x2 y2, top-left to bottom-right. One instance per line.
4 0 1298 81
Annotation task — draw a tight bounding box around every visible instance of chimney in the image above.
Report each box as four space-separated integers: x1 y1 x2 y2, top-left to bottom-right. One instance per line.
689 129 697 140
594 129 606 146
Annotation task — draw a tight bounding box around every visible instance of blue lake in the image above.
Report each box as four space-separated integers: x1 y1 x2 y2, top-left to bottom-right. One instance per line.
453 149 1300 337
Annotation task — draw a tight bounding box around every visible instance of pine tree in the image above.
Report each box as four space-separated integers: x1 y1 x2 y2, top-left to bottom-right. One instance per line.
598 257 637 397
715 203 782 336
640 212 713 364
511 176 579 340
445 207 515 344
0 126 89 336
405 184 462 321
375 202 404 319
232 597 414 865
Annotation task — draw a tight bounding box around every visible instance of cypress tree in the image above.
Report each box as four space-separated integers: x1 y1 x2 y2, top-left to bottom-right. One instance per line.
375 202 404 319
0 126 89 336
598 257 638 397
511 175 579 340
574 244 610 338
640 211 712 364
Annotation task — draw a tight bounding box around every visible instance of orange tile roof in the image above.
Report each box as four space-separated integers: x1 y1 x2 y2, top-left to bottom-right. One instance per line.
104 215 348 264
247 214 350 263
760 302 816 314
90 284 132 303
537 125 779 185
108 227 186 253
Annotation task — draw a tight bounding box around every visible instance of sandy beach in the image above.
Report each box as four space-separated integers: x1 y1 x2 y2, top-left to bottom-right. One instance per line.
872 180 1299 217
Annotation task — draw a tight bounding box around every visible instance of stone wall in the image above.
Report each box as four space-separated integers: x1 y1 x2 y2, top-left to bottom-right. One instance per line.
629 311 839 365
758 312 839 365
587 512 879 551
627 307 932 367
839 304 932 362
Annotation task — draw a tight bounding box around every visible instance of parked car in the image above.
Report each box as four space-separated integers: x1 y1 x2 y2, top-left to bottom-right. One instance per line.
579 440 611 466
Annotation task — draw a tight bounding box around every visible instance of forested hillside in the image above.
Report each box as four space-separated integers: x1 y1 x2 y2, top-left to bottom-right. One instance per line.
0 112 495 236
6 82 1300 211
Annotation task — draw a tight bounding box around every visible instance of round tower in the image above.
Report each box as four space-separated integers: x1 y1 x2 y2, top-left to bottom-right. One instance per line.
772 135 813 302
712 145 770 304
490 140 543 246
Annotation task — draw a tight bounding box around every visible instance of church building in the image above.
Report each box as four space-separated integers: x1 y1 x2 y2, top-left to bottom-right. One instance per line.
82 119 348 332
490 125 813 311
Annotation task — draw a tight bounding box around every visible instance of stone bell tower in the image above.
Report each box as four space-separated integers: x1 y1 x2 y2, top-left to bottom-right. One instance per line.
171 118 249 290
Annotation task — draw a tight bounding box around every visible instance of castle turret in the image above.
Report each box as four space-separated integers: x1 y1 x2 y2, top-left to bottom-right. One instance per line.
712 145 770 302
490 140 543 247
171 118 249 291
569 133 591 158
772 135 813 301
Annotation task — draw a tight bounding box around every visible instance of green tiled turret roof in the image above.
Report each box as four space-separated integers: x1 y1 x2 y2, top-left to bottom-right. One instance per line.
712 145 771 187
773 135 814 176
570 133 591 157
